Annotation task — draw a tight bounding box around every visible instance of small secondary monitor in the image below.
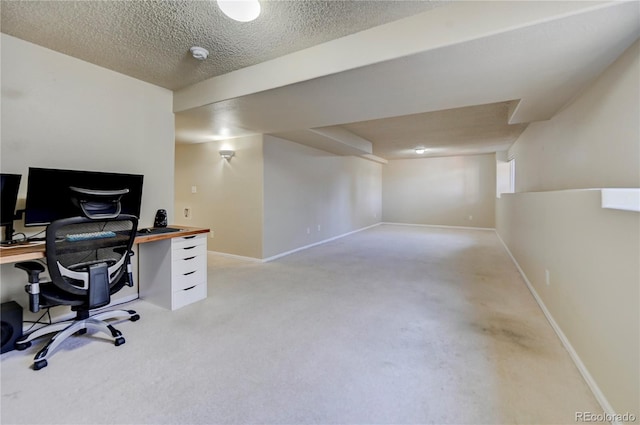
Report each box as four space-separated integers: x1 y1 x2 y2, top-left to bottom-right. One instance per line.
1 173 22 240
1 173 22 243
0 174 21 226
24 167 144 226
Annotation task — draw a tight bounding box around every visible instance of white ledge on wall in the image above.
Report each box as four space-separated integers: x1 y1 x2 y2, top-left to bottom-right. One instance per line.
601 188 640 212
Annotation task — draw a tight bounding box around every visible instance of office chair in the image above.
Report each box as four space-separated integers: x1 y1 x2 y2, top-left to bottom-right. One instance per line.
14 188 140 370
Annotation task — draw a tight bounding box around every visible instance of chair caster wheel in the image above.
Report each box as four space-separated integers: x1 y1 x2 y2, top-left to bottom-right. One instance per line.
115 337 125 346
15 341 31 351
33 359 47 371
130 314 140 322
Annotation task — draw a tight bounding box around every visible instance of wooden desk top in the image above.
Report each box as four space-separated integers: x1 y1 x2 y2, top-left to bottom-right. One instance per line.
134 226 209 244
0 226 209 265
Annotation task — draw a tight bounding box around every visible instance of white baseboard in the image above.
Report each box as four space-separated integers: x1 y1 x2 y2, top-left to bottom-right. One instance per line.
207 250 263 263
382 221 495 231
207 222 493 263
206 223 382 263
261 223 381 262
209 222 493 263
494 231 619 424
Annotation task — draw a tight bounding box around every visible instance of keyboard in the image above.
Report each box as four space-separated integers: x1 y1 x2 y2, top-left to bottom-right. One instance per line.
65 231 117 242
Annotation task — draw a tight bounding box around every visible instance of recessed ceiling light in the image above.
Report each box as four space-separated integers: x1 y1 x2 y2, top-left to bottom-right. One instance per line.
216 0 261 22
415 146 426 154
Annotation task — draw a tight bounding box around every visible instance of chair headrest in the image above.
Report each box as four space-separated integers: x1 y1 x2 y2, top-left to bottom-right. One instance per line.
69 186 129 220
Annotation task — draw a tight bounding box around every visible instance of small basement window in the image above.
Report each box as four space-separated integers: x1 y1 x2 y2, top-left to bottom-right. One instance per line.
497 158 515 198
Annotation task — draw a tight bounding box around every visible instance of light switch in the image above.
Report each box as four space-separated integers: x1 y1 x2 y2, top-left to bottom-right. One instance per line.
191 186 197 193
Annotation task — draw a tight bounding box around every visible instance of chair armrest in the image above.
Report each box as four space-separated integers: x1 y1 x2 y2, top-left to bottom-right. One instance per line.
15 261 45 313
15 261 45 283
113 248 135 287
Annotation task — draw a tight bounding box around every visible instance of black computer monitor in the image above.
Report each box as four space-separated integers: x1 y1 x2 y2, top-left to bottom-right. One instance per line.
24 167 144 226
1 173 22 242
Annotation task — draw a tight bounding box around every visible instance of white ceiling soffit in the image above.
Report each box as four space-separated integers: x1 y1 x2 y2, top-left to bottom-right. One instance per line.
174 1 639 160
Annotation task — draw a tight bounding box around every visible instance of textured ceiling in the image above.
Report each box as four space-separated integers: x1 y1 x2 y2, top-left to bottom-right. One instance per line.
0 0 442 90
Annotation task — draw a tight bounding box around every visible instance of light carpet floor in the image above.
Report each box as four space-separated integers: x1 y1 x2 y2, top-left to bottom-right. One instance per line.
1 224 603 424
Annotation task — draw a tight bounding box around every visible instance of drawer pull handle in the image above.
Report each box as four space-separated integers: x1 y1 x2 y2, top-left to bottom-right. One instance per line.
183 256 196 261
183 285 196 291
183 271 196 276
183 246 196 250
183 236 196 240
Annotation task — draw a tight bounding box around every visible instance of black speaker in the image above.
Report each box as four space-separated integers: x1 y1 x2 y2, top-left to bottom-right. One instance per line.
1 301 23 354
153 209 167 228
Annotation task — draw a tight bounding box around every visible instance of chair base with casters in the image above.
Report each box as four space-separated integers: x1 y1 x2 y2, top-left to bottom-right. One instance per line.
15 306 140 371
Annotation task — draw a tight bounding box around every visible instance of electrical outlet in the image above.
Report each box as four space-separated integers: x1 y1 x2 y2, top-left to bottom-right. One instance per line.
317 225 321 232
191 186 197 193
545 269 550 286
306 227 311 234
468 215 473 221
184 207 191 219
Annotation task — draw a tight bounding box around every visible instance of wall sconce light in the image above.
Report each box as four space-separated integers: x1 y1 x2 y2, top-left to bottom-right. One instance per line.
219 150 235 161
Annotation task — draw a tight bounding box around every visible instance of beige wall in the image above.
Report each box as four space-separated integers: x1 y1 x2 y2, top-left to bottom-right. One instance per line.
382 154 496 228
0 34 175 309
497 41 640 416
0 34 175 228
174 135 381 260
509 41 639 191
174 136 264 258
262 135 381 259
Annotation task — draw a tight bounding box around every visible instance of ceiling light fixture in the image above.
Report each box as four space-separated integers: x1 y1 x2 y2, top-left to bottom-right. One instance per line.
216 0 261 22
190 46 209 60
415 146 426 154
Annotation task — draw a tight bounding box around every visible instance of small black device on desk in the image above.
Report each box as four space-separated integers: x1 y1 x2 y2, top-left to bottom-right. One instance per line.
153 209 168 228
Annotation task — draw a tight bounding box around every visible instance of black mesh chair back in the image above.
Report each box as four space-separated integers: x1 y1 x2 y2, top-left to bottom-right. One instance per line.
46 215 138 308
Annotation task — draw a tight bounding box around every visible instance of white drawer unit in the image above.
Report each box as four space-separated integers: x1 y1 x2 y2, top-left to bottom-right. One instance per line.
139 233 208 310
